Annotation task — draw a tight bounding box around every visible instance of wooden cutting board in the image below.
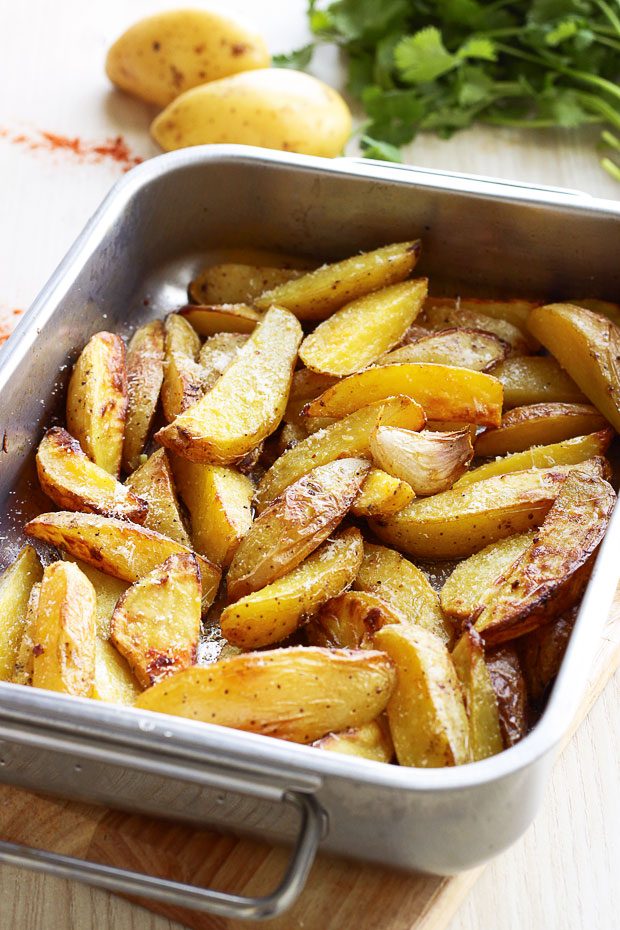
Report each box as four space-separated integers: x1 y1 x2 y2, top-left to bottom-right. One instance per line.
0 587 618 930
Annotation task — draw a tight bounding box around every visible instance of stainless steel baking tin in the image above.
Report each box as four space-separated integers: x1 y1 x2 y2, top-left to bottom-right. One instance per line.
0 148 618 909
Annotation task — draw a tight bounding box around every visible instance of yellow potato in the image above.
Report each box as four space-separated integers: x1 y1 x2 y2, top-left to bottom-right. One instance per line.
0 546 43 680
220 528 364 649
306 590 405 649
423 302 531 355
313 719 395 763
198 333 248 391
485 647 528 747
475 403 607 457
151 69 352 159
492 355 587 408
299 279 428 377
370 426 473 496
161 313 205 421
378 328 508 372
62 556 128 640
189 264 302 306
106 9 270 107
436 297 541 348
255 241 421 322
520 608 577 701
452 630 503 761
125 448 190 546
135 646 396 744
569 297 620 327
92 639 142 705
11 581 40 687
349 468 415 517
157 306 302 464
179 303 262 336
66 331 127 476
122 320 165 474
283 368 338 430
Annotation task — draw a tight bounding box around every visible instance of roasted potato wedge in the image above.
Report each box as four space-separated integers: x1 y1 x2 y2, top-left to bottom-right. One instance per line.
423 301 530 355
425 297 540 347
32 561 97 697
475 403 607 458
370 426 473 496
304 363 503 427
254 240 421 322
66 331 127 476
299 278 428 376
189 263 302 305
227 458 370 600
452 629 503 761
374 624 469 767
198 332 248 392
62 556 128 639
486 646 528 747
110 553 201 688
520 607 577 702
157 306 302 464
569 297 620 328
12 581 40 686
125 449 190 546
313 718 395 763
92 639 142 705
350 468 414 517
122 320 165 473
221 528 364 649
492 356 587 408
378 328 508 372
528 303 620 432
306 590 405 649
161 313 206 421
283 369 338 430
0 545 43 680
178 303 262 336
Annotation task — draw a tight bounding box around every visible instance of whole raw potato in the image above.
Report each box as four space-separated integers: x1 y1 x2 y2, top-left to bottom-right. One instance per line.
150 68 352 157
105 9 270 107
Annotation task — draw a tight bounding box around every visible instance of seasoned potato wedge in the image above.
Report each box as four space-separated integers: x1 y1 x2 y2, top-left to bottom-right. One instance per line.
486 647 528 747
227 458 369 600
110 553 201 688
425 297 540 346
37 427 148 523
189 263 302 306
306 590 404 649
122 320 165 473
475 403 607 458
528 303 620 432
569 297 620 327
304 363 503 427
299 278 428 376
492 355 587 408
62 556 128 639
350 468 414 517
125 449 190 546
135 646 396 743
520 607 577 702
0 545 43 680
452 629 503 761
198 333 248 391
24 512 220 609
12 581 40 686
157 307 302 464
374 624 469 767
255 241 421 321
161 313 205 421
66 331 127 476
378 328 508 372
354 542 453 644
178 303 262 336
221 528 364 649
92 639 142 705
283 368 338 430
370 426 473 496
32 561 96 697
313 718 395 763
423 302 530 355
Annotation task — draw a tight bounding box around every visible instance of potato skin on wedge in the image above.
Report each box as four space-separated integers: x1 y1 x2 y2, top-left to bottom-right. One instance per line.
122 320 165 474
189 263 302 306
306 590 405 649
422 302 530 356
452 629 503 761
12 581 40 686
125 448 190 546
492 356 587 409
475 403 607 458
378 328 508 372
486 647 528 747
520 607 577 702
161 313 206 421
135 646 396 744
178 303 262 336
0 546 43 680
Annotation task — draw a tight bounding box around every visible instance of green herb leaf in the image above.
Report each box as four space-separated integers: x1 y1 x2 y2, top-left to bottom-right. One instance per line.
395 28 458 84
273 44 316 70
360 135 404 161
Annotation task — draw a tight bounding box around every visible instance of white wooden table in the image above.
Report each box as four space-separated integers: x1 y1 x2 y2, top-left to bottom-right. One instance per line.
0 2 618 929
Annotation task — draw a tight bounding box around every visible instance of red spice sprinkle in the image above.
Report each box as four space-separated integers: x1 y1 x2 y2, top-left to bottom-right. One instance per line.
0 309 24 346
0 126 143 171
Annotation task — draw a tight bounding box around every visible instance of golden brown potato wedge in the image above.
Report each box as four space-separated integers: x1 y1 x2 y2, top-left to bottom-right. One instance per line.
475 403 607 458
92 639 142 705
283 368 338 430
125 449 190 546
299 278 428 376
370 426 473 496
198 332 248 391
486 646 528 747
374 624 469 767
254 240 421 322
220 528 364 649
304 364 503 427
423 301 531 355
568 297 620 328
37 428 148 523
492 355 587 408
189 263 302 305
157 307 302 464
122 320 165 473
528 303 620 433
178 303 262 336
24 512 220 610
227 458 369 600
452 629 503 761
135 646 396 743
110 553 201 688
350 468 414 517
520 607 577 702
313 718 395 763
449 298 540 346
66 331 127 476
61 557 128 640
161 313 206 421
306 590 405 649
0 545 43 680
11 580 40 686
32 561 97 697
378 328 509 372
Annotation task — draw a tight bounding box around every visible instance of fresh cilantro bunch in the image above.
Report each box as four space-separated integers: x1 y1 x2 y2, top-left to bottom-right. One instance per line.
275 0 620 179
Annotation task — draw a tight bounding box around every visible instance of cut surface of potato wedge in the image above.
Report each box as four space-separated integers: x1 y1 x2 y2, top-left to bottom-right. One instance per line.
62 556 128 639
125 449 190 546
110 552 201 688
37 427 148 523
378 328 508 372
254 240 421 321
283 368 338 430
157 306 302 464
374 624 469 767
12 581 40 686
135 646 396 744
452 629 503 761
66 331 127 476
299 278 428 376
122 320 165 474
189 263 302 305
178 303 262 336
475 403 607 458
92 638 142 704
306 590 405 649
423 302 530 356
313 718 395 763
161 313 205 421
520 607 577 702
486 647 528 747
198 332 248 392
492 355 587 408
221 528 364 649
370 425 473 496
350 468 414 517
0 546 43 681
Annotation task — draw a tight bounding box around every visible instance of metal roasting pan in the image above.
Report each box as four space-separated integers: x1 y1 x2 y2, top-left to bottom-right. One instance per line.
0 146 618 919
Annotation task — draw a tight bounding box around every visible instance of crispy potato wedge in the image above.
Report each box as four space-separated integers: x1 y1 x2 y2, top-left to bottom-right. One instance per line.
569 297 620 328
313 718 395 763
221 528 364 649
189 263 302 305
423 302 530 355
354 542 453 644
135 646 396 743
520 607 577 702
528 303 620 433
161 313 206 421
122 320 165 473
24 512 220 609
452 629 503 761
227 458 369 600
157 306 302 464
306 590 405 649
486 646 528 747
256 396 426 511
178 303 262 336
492 355 587 408
0 545 43 680
254 240 421 321
32 561 97 697
304 364 503 427
66 331 127 476
283 369 338 430
350 468 414 517
370 426 473 496
374 624 469 767
92 638 142 705
172 457 253 568
62 556 128 639
378 328 508 372
473 468 615 645
11 581 40 686
37 427 148 523
125 448 190 546
425 297 541 348
110 553 201 688
198 332 248 391
475 403 607 458
299 279 428 376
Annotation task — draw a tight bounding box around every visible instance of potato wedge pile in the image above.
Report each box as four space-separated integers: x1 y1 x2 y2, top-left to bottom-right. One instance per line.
0 240 618 771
